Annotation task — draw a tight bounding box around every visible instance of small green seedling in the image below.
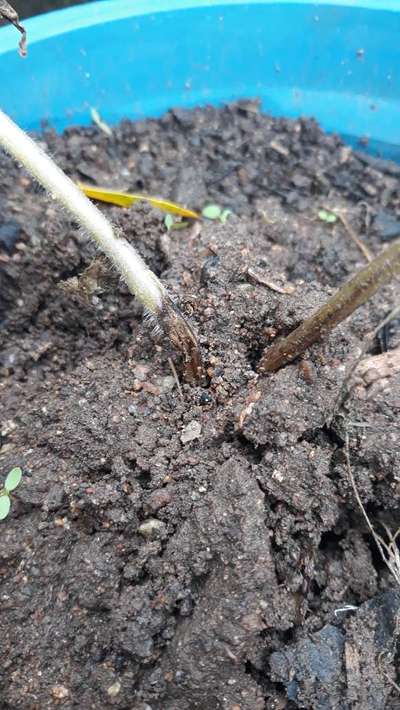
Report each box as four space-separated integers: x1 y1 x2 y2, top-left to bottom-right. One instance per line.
202 204 222 220
164 214 174 231
318 209 337 224
0 467 22 521
219 209 232 224
165 205 233 231
201 204 232 223
164 214 190 231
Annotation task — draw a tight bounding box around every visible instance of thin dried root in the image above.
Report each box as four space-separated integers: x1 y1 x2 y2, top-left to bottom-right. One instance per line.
345 430 400 587
337 212 373 263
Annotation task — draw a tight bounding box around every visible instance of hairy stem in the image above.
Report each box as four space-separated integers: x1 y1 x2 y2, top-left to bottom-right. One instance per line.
259 241 400 373
0 109 202 379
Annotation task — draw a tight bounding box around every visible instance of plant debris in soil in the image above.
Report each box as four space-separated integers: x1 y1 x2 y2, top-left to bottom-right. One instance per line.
0 100 399 710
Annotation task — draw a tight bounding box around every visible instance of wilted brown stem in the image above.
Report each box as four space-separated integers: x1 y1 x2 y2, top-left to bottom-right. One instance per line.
161 297 203 383
259 241 400 373
0 1 27 56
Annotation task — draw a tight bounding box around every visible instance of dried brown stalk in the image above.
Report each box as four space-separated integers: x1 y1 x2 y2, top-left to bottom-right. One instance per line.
161 297 203 383
0 1 27 56
259 241 400 374
247 267 295 295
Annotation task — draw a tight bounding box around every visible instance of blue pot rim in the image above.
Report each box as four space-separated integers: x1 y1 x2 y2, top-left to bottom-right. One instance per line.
1 0 400 52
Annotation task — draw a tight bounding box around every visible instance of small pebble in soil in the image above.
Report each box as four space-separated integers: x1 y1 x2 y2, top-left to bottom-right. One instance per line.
51 686 69 700
0 218 22 253
199 391 213 405
107 681 121 697
374 209 400 241
138 519 167 539
270 624 344 704
180 421 202 444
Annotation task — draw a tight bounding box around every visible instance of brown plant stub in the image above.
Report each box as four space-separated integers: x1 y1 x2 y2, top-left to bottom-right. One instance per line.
160 295 204 383
259 240 400 373
0 1 27 56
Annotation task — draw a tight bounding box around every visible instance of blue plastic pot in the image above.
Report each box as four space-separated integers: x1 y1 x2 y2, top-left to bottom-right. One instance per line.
0 1 399 158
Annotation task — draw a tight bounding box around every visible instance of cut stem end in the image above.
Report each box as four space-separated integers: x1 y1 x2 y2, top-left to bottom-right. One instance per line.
160 296 204 383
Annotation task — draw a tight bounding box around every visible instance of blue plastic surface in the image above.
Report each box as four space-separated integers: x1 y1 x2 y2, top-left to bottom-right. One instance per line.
0 1 399 158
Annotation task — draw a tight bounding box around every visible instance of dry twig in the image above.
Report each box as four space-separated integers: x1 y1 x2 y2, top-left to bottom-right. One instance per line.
0 1 27 56
168 357 183 398
344 430 400 587
259 241 400 374
337 212 373 263
247 267 295 295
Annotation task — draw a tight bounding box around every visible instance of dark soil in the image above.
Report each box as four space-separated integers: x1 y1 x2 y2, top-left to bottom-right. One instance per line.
0 101 399 710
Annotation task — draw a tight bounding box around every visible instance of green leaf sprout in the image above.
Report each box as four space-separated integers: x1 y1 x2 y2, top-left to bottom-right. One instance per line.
0 495 11 521
202 204 222 220
0 466 23 521
219 208 232 224
164 214 175 231
5 467 22 492
202 204 233 223
318 209 337 224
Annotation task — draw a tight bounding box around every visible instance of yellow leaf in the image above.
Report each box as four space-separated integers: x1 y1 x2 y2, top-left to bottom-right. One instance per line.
77 182 200 219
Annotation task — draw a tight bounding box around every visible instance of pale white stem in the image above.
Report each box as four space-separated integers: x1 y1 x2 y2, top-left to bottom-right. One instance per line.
0 109 165 314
